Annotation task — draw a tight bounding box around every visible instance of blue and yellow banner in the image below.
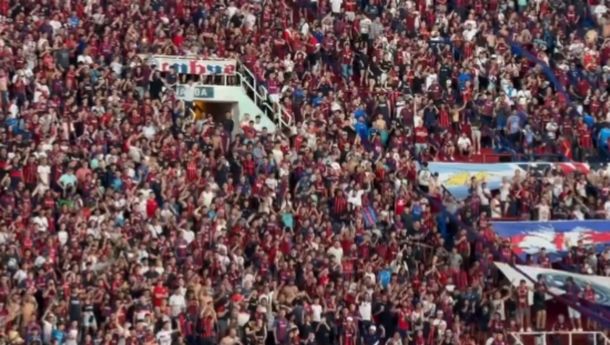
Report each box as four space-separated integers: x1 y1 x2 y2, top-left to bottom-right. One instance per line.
425 162 591 199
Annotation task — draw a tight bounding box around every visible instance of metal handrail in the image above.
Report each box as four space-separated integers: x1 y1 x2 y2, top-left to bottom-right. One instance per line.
509 331 610 345
138 53 294 132
235 61 293 131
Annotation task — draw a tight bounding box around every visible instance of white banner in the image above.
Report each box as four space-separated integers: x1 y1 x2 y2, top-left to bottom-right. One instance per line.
495 262 610 305
140 55 237 75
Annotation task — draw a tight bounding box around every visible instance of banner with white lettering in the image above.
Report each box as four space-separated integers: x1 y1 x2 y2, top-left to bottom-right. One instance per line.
141 55 237 75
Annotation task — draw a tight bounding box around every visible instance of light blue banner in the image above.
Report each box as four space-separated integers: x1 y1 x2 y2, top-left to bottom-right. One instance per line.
425 162 523 199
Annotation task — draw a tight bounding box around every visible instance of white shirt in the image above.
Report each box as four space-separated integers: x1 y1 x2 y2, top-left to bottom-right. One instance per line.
156 330 173 345
478 185 490 206
32 216 48 232
58 230 68 246
359 18 372 34
282 58 294 73
182 229 195 244
77 54 93 65
237 312 250 327
347 190 364 207
33 83 49 103
226 6 238 18
457 136 471 150
359 301 372 321
8 102 18 118
169 294 186 317
491 298 506 320
327 246 343 265
111 61 123 75
463 27 478 41
538 204 550 221
331 0 343 13
300 22 310 37
37 165 51 185
148 223 163 238
594 4 608 19
499 181 510 202
490 198 502 218
418 169 431 187
546 122 558 140
425 73 438 90
244 13 256 29
311 304 323 322
202 190 215 207
49 20 62 32
65 328 78 345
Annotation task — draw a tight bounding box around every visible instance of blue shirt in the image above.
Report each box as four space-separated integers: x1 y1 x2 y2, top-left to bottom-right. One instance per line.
412 204 422 221
507 114 521 134
111 177 123 191
524 129 534 145
355 121 369 140
282 213 294 229
379 269 392 288
59 173 77 187
583 113 595 128
458 72 471 89
598 128 610 148
52 329 65 344
68 16 80 28
495 113 507 129
354 107 367 120
293 88 305 102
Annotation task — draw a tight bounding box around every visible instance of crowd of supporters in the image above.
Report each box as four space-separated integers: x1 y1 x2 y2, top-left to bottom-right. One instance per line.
1 1 610 345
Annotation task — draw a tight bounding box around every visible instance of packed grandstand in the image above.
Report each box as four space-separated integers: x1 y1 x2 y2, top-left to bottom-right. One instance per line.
3 0 610 345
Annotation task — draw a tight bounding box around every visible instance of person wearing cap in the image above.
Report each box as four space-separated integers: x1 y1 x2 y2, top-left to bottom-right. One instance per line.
362 323 384 345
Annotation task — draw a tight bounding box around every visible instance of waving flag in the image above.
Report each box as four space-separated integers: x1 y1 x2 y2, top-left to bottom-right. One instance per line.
362 206 378 228
492 220 610 258
425 162 591 199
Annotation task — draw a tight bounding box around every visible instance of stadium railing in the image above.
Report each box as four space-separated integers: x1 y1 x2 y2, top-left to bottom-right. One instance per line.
508 331 610 345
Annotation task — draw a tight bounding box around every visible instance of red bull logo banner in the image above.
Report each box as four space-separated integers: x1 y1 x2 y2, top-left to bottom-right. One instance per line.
492 220 610 258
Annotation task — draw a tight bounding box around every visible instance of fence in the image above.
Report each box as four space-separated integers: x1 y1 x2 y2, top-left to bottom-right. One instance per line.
509 331 610 345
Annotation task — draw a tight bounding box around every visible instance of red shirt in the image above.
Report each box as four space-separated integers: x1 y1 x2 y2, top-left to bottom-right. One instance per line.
414 126 428 144
22 163 37 185
345 0 356 11
579 124 592 149
584 287 595 303
153 285 168 307
146 198 158 218
341 49 353 65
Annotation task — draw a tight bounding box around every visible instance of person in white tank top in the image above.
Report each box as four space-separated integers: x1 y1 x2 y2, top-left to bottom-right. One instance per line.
311 297 323 323
491 290 509 321
537 200 550 221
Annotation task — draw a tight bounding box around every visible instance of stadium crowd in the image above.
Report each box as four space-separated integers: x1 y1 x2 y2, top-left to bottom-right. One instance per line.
1 0 610 345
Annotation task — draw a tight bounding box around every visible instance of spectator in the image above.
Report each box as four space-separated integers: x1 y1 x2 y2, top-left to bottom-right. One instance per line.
1 2 610 345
